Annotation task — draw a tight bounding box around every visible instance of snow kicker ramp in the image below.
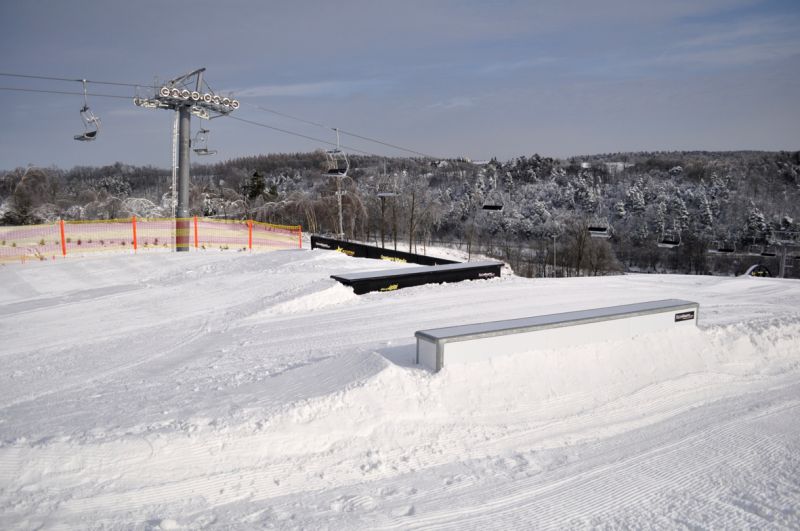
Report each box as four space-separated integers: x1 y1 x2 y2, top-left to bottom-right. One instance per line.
0 250 799 529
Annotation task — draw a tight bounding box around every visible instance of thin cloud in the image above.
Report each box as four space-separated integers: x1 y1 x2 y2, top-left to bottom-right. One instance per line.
234 79 383 98
480 57 556 74
661 15 800 66
659 42 800 66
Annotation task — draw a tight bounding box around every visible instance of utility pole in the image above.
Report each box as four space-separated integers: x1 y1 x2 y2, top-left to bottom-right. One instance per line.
322 128 349 241
134 68 238 251
779 246 787 279
378 193 397 248
336 175 344 239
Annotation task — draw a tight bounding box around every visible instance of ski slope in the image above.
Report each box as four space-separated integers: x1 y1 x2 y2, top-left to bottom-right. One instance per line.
1 249 799 529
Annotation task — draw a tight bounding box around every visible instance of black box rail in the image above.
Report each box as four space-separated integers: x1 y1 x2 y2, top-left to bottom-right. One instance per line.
331 261 503 295
311 235 458 266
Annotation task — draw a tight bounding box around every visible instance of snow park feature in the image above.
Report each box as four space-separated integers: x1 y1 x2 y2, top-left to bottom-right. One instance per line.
1 248 799 528
331 260 503 295
415 299 699 372
310 234 458 266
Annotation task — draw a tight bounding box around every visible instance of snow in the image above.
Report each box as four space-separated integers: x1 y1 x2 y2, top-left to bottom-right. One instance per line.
1 249 799 529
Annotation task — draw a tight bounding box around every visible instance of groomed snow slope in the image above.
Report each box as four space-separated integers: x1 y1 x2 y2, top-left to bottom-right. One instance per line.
1 249 799 529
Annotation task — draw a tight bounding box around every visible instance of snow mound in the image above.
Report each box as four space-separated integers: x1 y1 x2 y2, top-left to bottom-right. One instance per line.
266 283 358 316
1 252 799 528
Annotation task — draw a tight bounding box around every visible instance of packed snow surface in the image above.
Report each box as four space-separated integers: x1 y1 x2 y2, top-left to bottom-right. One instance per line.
1 249 799 529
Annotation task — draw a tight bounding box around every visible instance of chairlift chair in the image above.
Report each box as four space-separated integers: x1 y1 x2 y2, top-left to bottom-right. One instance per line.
587 224 610 239
481 194 504 211
324 128 349 176
716 242 736 254
657 231 681 249
74 80 100 142
192 127 217 156
324 149 349 176
760 246 777 257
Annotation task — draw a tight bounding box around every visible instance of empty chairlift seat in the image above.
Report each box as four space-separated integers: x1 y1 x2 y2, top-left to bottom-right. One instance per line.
415 299 699 372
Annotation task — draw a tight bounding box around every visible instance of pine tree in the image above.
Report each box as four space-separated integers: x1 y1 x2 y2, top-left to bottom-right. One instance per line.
746 203 767 238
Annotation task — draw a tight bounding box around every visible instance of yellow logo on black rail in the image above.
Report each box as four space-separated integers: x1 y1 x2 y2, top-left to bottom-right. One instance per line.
335 246 355 257
380 284 399 292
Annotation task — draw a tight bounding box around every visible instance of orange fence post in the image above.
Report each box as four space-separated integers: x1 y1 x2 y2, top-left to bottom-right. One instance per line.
298 226 302 249
193 216 199 249
59 219 67 257
131 216 138 252
248 220 253 251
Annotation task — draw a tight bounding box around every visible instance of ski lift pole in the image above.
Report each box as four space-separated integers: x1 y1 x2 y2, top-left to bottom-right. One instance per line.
176 106 191 251
336 175 344 239
171 111 178 219
779 246 787 278
334 128 344 239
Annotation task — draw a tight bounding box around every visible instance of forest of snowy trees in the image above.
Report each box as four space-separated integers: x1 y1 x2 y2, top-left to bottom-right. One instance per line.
2 150 799 278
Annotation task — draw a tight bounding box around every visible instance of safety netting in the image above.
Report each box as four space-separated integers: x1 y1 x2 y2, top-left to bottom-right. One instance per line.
0 217 302 263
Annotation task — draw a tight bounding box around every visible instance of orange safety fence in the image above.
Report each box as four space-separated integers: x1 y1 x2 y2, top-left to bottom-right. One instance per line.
0 217 302 263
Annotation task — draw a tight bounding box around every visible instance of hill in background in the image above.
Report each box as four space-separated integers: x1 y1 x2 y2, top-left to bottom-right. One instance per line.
2 150 799 277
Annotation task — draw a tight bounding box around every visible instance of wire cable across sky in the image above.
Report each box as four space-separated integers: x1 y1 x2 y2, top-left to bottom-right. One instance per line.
0 71 442 160
0 72 149 88
0 86 133 100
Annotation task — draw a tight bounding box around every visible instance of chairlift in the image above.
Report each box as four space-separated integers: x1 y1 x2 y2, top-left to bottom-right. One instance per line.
657 231 681 249
192 127 217 156
587 223 610 239
74 79 100 142
481 192 504 211
760 246 777 257
716 242 736 254
746 244 762 256
324 128 349 176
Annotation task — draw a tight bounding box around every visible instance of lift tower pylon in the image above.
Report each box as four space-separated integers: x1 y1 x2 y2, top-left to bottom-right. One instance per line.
134 68 239 251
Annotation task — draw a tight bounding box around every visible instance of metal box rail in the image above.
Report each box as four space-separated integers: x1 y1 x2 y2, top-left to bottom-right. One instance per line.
331 261 503 295
415 299 699 372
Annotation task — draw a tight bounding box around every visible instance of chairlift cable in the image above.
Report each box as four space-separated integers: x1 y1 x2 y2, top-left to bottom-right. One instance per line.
0 86 131 99
239 101 327 128
0 72 148 88
1 71 443 159
228 115 374 156
239 100 438 159
3 88 436 158
2 85 378 155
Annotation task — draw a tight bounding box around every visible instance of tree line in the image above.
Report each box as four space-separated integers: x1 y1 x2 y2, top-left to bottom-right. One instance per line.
2 150 799 278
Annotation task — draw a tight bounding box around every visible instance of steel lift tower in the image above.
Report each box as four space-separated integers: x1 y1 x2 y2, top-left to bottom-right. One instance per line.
134 68 238 251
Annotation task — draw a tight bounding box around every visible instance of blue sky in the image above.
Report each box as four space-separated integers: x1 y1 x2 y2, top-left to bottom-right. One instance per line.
0 0 798 169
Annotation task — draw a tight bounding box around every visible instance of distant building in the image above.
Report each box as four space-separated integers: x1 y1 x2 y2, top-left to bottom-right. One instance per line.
579 161 634 174
604 162 633 175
